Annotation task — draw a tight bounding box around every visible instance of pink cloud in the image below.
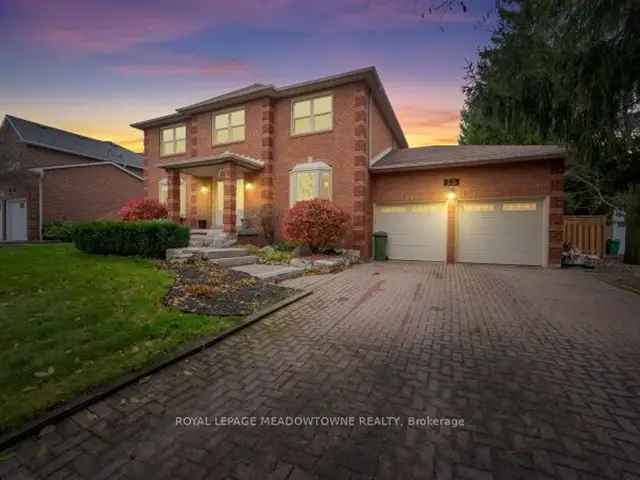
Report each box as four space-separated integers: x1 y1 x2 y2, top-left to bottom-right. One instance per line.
109 58 249 77
7 0 478 54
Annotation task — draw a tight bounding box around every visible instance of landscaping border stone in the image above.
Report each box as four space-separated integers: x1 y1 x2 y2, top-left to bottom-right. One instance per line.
0 289 312 451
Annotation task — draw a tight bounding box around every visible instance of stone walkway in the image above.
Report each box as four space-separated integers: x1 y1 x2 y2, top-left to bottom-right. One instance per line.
3 262 640 479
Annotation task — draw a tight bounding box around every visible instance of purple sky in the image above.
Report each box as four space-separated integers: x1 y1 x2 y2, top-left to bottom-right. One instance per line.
0 0 494 152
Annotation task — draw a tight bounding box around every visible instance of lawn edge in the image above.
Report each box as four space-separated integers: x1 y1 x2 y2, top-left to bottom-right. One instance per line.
0 289 312 451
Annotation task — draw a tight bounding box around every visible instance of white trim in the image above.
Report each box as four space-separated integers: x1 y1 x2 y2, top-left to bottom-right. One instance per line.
38 170 44 241
369 147 392 167
160 151 264 171
29 162 144 181
0 200 4 241
290 161 332 173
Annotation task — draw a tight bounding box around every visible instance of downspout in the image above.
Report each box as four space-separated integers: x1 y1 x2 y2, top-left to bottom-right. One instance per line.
38 170 43 241
368 93 372 165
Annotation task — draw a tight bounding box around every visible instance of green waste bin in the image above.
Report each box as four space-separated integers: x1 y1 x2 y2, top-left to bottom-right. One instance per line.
373 231 388 261
606 239 620 255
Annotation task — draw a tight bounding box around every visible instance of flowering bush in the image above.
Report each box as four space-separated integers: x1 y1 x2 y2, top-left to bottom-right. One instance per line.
283 199 349 252
118 199 168 221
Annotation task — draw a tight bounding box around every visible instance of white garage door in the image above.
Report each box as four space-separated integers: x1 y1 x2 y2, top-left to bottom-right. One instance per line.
457 200 544 266
374 203 446 261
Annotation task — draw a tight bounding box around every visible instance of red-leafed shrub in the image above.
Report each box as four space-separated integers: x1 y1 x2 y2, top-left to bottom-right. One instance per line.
118 199 168 221
283 199 349 252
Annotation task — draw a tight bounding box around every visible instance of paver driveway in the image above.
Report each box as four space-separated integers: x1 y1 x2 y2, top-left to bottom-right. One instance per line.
3 262 640 480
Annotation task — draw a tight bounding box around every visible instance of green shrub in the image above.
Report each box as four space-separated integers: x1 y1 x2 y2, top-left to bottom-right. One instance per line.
43 221 78 242
73 220 189 258
272 240 297 252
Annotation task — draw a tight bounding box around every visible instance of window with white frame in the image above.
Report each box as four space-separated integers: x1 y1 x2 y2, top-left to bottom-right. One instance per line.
213 109 245 144
160 125 186 156
289 161 332 206
291 94 332 135
158 177 187 217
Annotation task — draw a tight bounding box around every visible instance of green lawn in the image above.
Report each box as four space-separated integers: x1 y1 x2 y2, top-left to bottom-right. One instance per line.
0 244 238 431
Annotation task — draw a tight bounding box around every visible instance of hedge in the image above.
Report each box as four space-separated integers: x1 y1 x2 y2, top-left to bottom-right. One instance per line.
43 221 79 242
73 220 189 258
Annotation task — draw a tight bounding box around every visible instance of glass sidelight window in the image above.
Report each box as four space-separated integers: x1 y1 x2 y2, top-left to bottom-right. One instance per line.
158 177 187 217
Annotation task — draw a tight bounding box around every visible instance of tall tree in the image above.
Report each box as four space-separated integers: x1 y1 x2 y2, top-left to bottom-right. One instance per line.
459 0 640 216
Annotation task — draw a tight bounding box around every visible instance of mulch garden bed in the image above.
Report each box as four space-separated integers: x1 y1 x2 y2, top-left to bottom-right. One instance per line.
163 259 299 315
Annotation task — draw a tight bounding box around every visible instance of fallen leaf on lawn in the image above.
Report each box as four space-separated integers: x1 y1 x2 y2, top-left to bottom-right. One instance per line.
131 346 140 353
34 367 55 378
22 386 37 393
138 376 151 384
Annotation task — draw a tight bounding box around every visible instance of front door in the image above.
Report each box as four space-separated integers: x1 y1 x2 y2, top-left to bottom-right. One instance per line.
6 199 27 241
213 175 244 228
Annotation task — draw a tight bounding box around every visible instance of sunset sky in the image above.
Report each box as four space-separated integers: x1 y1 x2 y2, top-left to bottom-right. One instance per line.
0 0 494 152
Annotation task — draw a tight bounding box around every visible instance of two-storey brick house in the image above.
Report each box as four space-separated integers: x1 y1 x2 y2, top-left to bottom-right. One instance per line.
133 67 565 266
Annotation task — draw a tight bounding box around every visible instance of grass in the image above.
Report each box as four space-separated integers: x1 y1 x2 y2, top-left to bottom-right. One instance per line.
0 244 239 431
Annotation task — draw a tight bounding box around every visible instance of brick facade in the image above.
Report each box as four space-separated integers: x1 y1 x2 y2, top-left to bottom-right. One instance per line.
143 82 376 252
42 164 143 221
138 73 564 263
0 120 143 241
371 159 563 265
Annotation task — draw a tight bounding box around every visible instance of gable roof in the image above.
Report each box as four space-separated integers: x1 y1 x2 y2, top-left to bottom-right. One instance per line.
371 145 566 172
5 115 143 169
131 66 408 148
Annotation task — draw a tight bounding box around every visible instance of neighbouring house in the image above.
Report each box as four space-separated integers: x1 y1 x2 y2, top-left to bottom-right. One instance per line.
0 115 144 241
132 66 565 266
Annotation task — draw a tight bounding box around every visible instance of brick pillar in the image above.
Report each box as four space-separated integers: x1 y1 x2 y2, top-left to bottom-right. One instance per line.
260 99 275 225
167 170 181 223
188 116 198 158
446 197 457 264
143 130 150 199
549 158 565 266
189 176 199 228
223 161 237 233
352 84 370 257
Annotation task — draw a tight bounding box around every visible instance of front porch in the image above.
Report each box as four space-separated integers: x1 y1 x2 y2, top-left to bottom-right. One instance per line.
160 152 265 236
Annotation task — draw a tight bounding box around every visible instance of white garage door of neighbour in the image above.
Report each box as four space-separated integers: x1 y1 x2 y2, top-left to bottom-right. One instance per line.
457 200 544 266
374 203 447 261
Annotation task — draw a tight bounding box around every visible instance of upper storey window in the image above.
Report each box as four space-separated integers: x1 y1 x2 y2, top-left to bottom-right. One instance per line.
214 109 245 145
160 125 186 156
291 94 332 135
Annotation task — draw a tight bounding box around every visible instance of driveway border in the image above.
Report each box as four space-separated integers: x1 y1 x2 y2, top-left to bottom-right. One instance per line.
0 289 312 451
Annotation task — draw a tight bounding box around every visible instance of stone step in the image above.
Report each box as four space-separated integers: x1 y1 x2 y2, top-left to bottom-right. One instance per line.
210 255 258 267
231 264 305 283
183 247 248 259
166 249 194 261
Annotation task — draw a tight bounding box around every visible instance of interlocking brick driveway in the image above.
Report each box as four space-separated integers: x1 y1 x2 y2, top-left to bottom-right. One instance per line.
3 262 640 480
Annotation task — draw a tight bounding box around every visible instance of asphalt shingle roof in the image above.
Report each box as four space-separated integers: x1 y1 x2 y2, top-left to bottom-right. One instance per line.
5 115 143 169
371 145 566 171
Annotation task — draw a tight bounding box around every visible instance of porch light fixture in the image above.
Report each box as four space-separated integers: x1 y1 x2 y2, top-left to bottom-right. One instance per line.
245 182 255 191
200 185 209 193
447 190 457 200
